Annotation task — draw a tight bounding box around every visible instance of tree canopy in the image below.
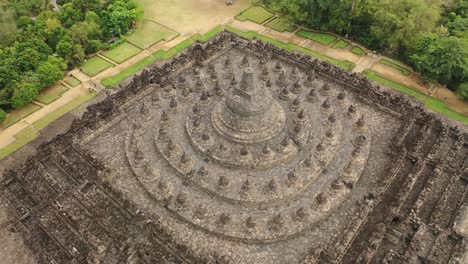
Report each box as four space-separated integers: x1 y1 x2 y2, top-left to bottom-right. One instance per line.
264 0 468 99
0 0 141 114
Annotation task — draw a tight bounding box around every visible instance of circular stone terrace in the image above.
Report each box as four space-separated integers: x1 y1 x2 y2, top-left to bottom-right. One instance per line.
122 49 371 243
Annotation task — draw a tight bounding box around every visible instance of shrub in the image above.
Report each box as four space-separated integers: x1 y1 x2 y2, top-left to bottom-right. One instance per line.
0 108 6 122
457 83 468 100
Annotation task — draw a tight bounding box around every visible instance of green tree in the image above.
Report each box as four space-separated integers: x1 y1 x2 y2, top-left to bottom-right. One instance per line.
447 15 468 38
59 3 85 28
56 35 73 62
71 0 101 13
68 21 102 50
101 0 140 37
370 0 442 55
0 8 17 48
410 36 468 88
16 16 33 29
456 83 468 100
0 48 19 89
36 59 65 88
15 38 52 71
0 108 6 122
10 73 41 108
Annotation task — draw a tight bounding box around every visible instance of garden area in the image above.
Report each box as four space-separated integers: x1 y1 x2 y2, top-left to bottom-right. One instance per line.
127 20 179 49
80 57 114 77
102 42 142 64
296 30 337 46
351 46 364 55
265 17 297 32
235 6 274 24
64 76 81 87
34 84 69 105
332 40 348 49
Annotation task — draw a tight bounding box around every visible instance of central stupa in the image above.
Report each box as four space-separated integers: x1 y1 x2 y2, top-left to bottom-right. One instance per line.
212 67 286 144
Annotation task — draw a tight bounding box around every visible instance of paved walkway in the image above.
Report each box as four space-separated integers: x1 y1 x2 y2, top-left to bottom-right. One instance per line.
1 4 467 157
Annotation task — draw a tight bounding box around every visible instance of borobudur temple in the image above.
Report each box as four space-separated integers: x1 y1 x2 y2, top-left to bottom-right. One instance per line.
1 32 468 264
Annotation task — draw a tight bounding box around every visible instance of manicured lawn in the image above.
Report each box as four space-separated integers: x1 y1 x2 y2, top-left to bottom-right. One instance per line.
0 126 39 160
80 56 114 77
380 59 411 76
363 70 468 123
35 84 68 104
127 20 179 49
102 42 142 64
235 6 274 24
0 103 41 129
33 92 97 130
296 30 336 46
265 17 297 32
332 39 348 49
351 46 364 55
64 76 81 87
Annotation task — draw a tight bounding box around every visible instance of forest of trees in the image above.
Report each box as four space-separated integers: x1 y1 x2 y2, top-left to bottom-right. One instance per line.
0 0 141 121
263 0 468 100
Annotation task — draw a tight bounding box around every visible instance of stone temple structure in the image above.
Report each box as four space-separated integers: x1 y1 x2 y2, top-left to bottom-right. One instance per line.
1 32 467 263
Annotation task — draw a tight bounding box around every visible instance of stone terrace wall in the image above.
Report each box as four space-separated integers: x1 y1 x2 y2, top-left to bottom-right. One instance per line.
2 30 467 263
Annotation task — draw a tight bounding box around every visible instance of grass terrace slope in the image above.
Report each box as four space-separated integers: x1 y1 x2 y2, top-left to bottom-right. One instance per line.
296 30 337 46
235 5 274 24
102 42 142 64
265 17 297 32
127 20 179 49
80 57 114 77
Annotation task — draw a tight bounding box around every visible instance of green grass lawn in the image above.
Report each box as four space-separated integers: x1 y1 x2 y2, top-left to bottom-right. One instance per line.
351 46 364 55
265 17 297 32
332 39 348 49
102 42 142 64
363 70 468 123
0 126 39 160
35 84 68 104
380 59 411 76
33 92 97 130
127 20 179 49
235 6 274 24
296 30 337 46
64 76 81 87
0 103 41 129
80 56 114 77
